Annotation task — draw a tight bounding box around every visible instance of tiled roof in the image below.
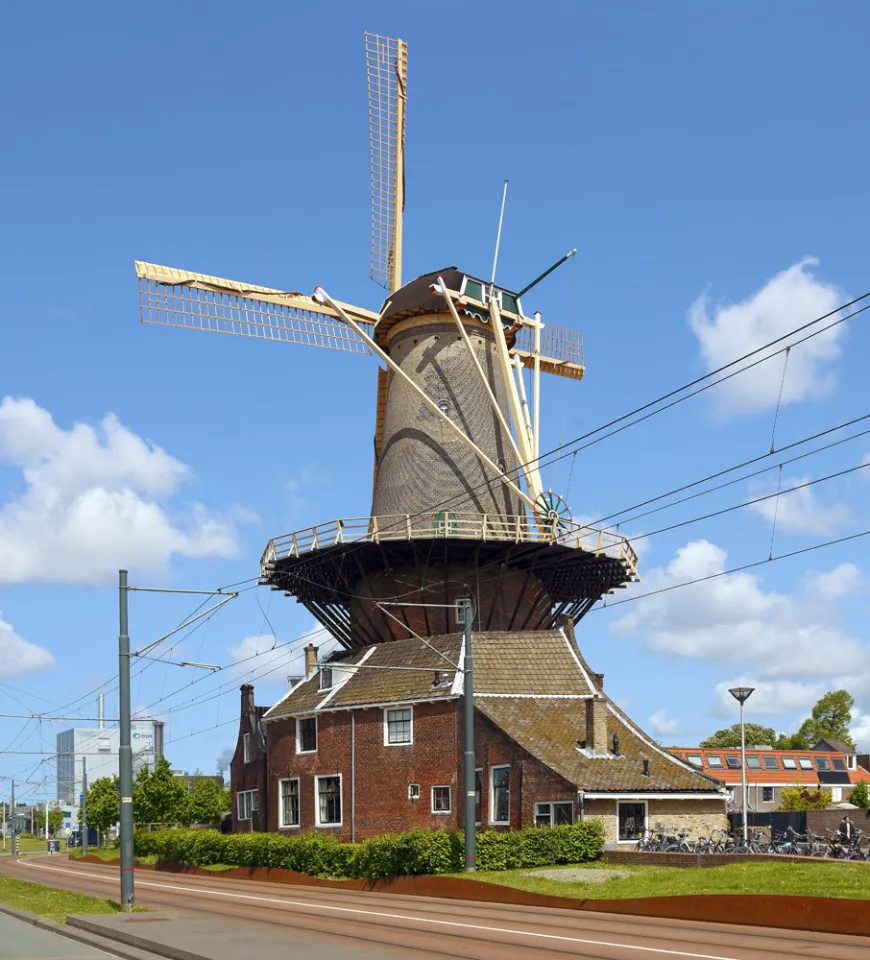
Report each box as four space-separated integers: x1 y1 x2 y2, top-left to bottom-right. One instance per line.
478 698 722 793
667 747 861 785
472 632 595 695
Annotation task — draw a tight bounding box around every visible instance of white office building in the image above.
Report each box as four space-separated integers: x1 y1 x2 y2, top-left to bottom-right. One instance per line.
56 723 157 804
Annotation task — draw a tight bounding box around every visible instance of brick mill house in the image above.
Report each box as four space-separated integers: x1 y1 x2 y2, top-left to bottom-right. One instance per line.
231 623 727 845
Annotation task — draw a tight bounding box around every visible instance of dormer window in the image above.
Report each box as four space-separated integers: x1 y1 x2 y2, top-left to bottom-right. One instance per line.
319 667 333 690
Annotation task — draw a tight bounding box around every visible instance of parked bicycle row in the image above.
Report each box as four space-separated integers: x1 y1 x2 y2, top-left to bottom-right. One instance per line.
635 823 870 860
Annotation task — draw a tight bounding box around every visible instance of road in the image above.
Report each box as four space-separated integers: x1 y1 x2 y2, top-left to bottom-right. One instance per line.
2 855 866 960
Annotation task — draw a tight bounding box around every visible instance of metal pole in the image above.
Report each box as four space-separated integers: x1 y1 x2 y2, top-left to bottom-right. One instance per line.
118 570 135 909
740 700 748 843
45 799 48 849
10 781 15 855
2 787 5 852
81 758 88 858
462 608 476 872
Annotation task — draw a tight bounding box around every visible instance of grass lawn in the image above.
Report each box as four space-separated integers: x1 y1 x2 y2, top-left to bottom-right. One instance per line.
0 872 133 924
69 848 122 862
462 860 870 901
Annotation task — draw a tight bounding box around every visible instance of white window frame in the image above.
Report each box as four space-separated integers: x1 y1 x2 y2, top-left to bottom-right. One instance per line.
243 732 251 764
490 764 510 825
761 786 774 803
236 789 258 821
296 716 318 755
799 757 813 770
383 705 414 746
616 799 648 843
408 783 421 801
431 785 452 815
315 774 343 828
832 786 843 802
534 801 574 827
455 598 472 625
319 667 333 691
278 777 300 829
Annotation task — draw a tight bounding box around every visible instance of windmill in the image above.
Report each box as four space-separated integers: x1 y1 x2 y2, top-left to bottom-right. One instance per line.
135 33 638 650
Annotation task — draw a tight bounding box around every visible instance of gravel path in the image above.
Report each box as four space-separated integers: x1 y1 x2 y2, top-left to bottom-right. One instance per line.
524 867 633 884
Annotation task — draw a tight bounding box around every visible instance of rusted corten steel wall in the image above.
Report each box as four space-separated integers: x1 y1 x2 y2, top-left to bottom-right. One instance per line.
371 314 520 519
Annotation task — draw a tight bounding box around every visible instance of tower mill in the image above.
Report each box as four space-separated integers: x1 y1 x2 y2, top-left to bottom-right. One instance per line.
134 34 639 650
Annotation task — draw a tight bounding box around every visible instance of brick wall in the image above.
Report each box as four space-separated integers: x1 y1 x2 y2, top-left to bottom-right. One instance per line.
807 807 870 837
229 686 267 833
584 797 727 846
264 702 579 839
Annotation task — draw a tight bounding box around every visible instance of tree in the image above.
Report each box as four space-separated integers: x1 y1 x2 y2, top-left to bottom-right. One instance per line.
779 785 832 811
184 775 227 826
773 731 811 750
80 776 121 835
700 723 779 749
795 690 855 750
133 757 188 827
48 806 64 834
848 781 870 810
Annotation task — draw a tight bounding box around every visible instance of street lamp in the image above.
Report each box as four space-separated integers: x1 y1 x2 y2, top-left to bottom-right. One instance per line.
729 686 755 843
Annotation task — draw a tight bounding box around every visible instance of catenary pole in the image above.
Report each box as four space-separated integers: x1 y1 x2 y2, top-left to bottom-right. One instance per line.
118 570 134 909
462 605 476 871
81 757 88 857
2 786 5 852
10 781 15 854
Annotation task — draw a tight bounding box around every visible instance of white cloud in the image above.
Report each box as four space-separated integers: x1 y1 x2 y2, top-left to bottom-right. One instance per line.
747 476 851 535
649 709 680 737
850 713 870 753
688 258 846 416
0 397 239 585
611 539 866 681
226 628 334 685
804 563 863 600
0 613 54 678
712 678 823 718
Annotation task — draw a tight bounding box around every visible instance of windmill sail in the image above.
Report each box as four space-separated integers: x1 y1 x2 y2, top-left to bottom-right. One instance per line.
365 33 407 293
136 262 376 356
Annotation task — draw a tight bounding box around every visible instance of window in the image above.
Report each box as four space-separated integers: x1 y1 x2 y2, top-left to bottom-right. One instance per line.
474 768 482 824
316 775 342 826
534 802 574 827
832 787 843 802
725 755 741 769
816 757 830 771
490 765 510 824
762 755 779 770
782 756 797 770
408 783 421 801
832 757 847 771
686 754 703 767
617 802 647 842
279 779 299 828
431 786 452 814
456 599 472 625
384 707 413 745
762 787 774 803
319 667 333 691
706 754 723 769
243 732 251 764
746 755 762 770
727 788 736 802
98 737 111 753
847 756 857 771
435 511 457 535
236 789 258 821
799 757 813 770
297 717 317 754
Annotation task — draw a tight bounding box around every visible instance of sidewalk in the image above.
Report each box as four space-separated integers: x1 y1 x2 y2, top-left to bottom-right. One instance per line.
0 910 115 960
70 912 400 960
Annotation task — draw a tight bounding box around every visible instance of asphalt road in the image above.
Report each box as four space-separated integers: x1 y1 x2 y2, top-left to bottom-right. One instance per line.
0 911 115 960
2 855 867 960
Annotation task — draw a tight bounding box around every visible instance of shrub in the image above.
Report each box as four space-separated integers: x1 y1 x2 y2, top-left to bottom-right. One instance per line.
134 819 603 880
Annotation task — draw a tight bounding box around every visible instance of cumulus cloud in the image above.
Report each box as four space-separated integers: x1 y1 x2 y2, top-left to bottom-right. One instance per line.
610 539 866 681
0 397 238 585
747 476 851 536
688 259 846 416
712 679 824 719
648 709 680 737
226 627 334 686
850 713 870 753
0 613 55 678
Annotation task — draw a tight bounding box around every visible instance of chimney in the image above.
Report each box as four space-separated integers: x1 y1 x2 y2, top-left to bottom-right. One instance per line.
304 644 319 680
593 673 605 692
585 696 609 754
97 694 104 729
152 720 164 763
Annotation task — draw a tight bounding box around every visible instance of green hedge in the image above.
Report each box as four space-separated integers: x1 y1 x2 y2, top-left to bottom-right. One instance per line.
134 820 603 879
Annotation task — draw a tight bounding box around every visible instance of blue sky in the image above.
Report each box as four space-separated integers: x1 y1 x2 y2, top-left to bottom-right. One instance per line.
2 2 869 804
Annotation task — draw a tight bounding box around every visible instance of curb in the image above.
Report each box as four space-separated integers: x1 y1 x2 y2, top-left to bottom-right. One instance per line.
0 902 178 960
68 915 207 960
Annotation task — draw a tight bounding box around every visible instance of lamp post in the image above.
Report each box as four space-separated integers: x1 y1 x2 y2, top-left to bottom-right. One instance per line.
728 686 755 843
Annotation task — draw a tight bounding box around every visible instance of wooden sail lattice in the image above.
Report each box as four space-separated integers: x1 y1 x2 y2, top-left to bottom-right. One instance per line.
366 32 407 291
